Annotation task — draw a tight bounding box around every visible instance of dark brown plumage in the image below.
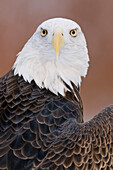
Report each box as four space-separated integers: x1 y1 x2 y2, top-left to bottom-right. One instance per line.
0 70 113 170
40 106 113 170
0 70 83 170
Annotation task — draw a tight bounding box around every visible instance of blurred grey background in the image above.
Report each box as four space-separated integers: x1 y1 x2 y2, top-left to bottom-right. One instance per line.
0 0 113 121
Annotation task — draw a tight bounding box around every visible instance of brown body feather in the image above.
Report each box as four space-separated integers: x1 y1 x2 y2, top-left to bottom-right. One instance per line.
40 106 113 169
0 70 83 170
0 70 113 169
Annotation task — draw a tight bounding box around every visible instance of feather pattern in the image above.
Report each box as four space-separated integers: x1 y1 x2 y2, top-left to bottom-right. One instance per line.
40 105 113 170
0 70 83 170
0 70 113 170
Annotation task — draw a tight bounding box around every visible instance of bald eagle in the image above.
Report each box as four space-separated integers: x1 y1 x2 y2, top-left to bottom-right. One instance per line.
0 18 113 170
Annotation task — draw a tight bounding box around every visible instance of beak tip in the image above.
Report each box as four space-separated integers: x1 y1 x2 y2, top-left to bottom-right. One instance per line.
56 53 59 59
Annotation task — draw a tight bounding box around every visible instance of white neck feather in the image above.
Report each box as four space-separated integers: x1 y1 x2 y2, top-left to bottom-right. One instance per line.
13 45 89 96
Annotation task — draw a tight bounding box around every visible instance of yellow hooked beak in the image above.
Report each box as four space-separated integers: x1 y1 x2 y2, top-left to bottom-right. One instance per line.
52 30 65 59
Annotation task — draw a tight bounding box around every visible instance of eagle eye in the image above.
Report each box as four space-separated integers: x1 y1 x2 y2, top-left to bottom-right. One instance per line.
70 29 77 37
41 29 48 37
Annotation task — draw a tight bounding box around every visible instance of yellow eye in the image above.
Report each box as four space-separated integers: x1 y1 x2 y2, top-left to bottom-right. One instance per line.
41 29 48 37
70 29 77 37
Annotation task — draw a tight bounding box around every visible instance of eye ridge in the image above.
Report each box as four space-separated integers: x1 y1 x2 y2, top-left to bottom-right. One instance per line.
41 29 48 37
70 29 77 37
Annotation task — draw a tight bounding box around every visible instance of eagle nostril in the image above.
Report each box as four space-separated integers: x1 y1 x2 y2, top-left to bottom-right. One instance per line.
61 33 64 36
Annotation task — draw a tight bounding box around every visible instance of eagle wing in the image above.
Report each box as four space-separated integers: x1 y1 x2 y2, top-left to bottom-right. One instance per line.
40 105 113 170
0 70 83 170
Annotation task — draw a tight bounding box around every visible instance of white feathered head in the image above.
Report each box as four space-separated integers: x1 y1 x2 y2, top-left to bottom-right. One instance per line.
13 18 89 95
